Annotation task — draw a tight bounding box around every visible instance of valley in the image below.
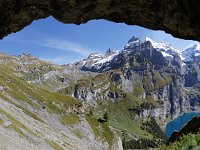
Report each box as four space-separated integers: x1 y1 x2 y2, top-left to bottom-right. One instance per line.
0 36 200 149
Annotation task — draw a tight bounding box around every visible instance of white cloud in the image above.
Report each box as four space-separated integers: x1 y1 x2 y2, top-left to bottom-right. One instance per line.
4 35 96 57
39 38 92 56
3 34 100 64
40 56 82 65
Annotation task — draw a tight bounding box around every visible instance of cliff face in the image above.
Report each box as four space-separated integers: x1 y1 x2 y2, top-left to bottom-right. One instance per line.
66 37 200 128
1 1 200 40
71 68 187 126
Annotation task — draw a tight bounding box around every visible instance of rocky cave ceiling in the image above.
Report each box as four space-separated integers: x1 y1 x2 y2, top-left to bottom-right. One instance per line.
0 0 200 40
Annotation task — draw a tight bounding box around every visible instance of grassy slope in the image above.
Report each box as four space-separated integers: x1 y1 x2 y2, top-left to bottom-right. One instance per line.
46 140 64 150
0 54 174 148
86 115 114 150
0 61 80 142
0 64 78 114
60 114 80 126
0 56 118 149
160 133 200 150
71 69 171 140
68 72 144 136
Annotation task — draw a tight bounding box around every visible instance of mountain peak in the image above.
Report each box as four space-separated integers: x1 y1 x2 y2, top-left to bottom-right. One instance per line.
181 41 200 62
145 37 154 43
145 37 171 49
125 36 179 59
183 41 200 52
105 48 116 57
128 36 140 43
19 53 32 58
88 53 103 59
125 36 141 49
145 37 180 59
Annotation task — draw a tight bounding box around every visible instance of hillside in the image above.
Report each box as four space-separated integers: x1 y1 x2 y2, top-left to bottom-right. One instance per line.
0 36 200 149
0 53 122 150
65 36 200 149
67 36 200 126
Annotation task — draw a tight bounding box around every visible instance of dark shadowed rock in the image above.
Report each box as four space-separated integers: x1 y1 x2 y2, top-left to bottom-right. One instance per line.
168 116 200 143
1 0 200 40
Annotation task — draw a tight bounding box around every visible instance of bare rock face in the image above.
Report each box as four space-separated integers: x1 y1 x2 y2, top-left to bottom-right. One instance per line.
0 1 50 38
1 0 200 40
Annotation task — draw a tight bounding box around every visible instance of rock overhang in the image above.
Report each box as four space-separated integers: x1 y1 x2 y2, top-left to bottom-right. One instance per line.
0 0 200 40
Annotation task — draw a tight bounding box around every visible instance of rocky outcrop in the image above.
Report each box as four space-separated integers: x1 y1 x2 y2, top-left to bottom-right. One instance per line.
1 1 200 41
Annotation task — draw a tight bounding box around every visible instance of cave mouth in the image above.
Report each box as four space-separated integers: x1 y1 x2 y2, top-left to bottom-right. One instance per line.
0 16 194 65
1 10 200 148
1 0 200 41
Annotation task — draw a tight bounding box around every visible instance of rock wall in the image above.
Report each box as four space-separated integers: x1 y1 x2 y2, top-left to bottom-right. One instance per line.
1 0 200 40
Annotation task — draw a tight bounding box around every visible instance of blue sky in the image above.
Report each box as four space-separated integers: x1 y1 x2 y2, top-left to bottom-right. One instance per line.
0 16 194 64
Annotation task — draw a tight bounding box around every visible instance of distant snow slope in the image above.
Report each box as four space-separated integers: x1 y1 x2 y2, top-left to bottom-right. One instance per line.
91 51 119 67
181 41 200 62
145 37 180 59
73 36 200 71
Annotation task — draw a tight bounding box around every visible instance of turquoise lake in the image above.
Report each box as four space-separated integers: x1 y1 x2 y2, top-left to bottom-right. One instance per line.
165 112 200 137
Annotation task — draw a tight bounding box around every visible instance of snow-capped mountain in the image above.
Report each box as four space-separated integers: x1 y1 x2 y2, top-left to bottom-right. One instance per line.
181 41 200 62
124 36 141 49
72 36 200 72
124 36 180 60
144 37 180 59
73 53 102 67
73 48 119 71
91 49 119 69
73 36 185 72
69 36 200 135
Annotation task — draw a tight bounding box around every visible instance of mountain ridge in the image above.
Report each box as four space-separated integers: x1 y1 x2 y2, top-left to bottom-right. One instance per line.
71 36 200 72
71 36 193 73
0 36 200 149
66 36 200 127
